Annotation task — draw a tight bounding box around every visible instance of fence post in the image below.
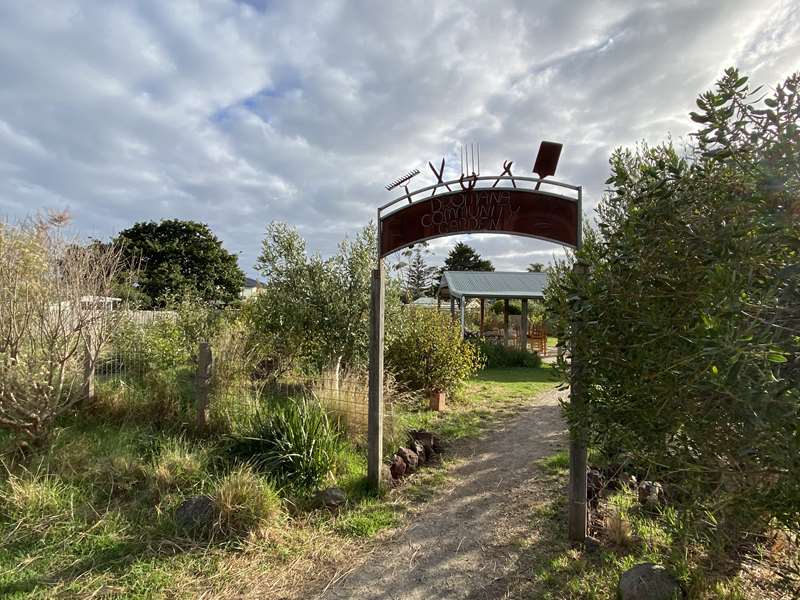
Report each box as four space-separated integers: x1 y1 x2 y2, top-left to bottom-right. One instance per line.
568 262 588 543
82 334 95 402
367 262 385 490
196 341 213 431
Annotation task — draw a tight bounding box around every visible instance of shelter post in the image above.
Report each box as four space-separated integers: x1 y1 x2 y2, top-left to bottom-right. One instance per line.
367 261 385 490
479 298 485 336
460 297 466 338
503 299 510 346
521 298 528 351
450 297 455 319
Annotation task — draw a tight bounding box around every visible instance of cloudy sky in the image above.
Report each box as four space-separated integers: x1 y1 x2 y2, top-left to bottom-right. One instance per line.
1 1 798 275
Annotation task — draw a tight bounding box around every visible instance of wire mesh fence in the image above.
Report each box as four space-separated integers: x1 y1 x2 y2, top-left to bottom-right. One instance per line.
90 334 382 444
212 369 375 441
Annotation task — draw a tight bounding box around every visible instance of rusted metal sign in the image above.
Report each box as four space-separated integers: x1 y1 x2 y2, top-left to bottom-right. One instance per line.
379 187 578 257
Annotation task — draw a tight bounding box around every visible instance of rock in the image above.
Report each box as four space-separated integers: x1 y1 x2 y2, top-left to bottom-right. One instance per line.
381 464 394 488
409 430 441 456
587 468 604 509
175 495 216 531
312 486 347 509
409 439 426 465
390 454 406 479
396 447 419 473
638 481 664 507
617 563 682 600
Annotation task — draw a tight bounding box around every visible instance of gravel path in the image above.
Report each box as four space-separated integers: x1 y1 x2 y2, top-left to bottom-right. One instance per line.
319 388 568 600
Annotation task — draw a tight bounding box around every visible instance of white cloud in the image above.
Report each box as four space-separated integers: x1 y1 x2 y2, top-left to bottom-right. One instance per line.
0 0 797 273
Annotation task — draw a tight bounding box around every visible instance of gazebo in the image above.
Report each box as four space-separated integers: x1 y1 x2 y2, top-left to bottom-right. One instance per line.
436 271 548 350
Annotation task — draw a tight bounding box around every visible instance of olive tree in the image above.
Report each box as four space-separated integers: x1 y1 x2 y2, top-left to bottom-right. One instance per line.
251 222 400 380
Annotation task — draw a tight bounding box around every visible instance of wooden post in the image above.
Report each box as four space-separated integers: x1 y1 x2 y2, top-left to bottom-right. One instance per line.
568 262 588 543
503 299 510 346
82 334 95 402
521 298 528 351
195 341 213 431
450 297 455 319
367 262 385 490
479 298 485 337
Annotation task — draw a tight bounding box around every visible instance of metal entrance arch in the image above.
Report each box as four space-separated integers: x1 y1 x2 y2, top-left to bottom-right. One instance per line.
368 150 587 542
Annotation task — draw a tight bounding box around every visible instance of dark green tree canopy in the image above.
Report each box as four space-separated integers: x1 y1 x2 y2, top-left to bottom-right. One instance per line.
527 262 545 273
442 242 494 272
114 219 244 308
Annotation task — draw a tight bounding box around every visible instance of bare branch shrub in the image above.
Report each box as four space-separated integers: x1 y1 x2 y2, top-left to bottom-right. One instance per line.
0 214 130 442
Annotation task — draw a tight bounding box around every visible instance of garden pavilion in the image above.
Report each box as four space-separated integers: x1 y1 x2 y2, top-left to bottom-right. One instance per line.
436 271 548 351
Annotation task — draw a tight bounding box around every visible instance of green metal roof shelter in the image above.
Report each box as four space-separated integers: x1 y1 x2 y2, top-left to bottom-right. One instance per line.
436 271 548 348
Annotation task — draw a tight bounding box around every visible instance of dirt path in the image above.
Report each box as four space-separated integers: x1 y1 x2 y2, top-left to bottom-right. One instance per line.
318 388 568 600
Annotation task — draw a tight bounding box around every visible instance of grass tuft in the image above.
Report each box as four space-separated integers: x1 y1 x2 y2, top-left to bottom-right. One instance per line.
212 465 283 538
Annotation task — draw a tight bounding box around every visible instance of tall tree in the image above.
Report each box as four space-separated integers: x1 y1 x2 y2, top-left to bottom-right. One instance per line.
405 245 436 300
114 219 244 308
442 242 494 272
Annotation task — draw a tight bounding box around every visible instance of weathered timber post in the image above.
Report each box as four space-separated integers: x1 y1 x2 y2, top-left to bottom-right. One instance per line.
450 297 455 319
195 341 213 431
568 262 588 543
479 298 485 336
521 299 529 352
367 262 385 490
503 299 510 346
82 334 95 402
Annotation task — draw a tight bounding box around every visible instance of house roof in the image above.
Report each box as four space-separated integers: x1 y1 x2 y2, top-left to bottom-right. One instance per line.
243 277 263 288
438 271 548 300
411 296 438 306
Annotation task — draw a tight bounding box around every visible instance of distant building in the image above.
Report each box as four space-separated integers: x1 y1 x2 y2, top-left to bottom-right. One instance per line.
240 277 264 299
411 296 439 308
79 295 121 311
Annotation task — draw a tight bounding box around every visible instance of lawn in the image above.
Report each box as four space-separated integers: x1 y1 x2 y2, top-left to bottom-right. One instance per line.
0 365 559 599
396 365 560 442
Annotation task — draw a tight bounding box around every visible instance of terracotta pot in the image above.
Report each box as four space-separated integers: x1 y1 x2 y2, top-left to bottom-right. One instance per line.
428 390 446 411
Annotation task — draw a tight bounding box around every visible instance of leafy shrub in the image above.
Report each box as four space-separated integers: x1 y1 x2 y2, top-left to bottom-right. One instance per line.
224 396 341 494
474 339 542 368
386 308 484 394
547 69 800 538
211 465 282 537
491 299 521 315
111 317 190 374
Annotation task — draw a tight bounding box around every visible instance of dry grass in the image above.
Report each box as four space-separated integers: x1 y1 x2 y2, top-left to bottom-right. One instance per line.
212 465 283 538
605 508 634 547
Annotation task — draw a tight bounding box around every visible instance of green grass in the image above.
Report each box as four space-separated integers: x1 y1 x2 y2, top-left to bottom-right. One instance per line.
334 499 400 537
510 452 780 600
0 366 560 598
397 365 560 442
